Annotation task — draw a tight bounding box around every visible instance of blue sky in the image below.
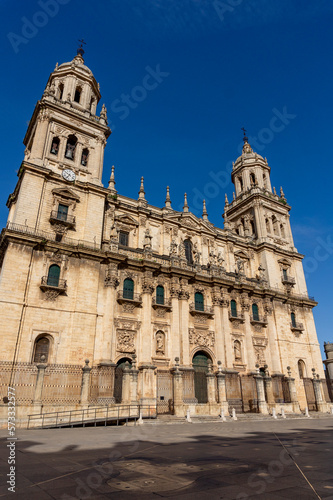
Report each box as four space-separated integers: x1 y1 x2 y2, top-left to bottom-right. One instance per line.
1 0 332 360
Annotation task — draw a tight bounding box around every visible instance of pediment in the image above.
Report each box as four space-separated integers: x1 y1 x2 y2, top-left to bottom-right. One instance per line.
115 214 138 226
234 250 249 260
278 258 291 267
52 188 80 201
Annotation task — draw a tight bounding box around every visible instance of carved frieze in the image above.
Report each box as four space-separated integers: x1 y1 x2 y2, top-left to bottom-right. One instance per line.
116 330 136 353
189 328 215 348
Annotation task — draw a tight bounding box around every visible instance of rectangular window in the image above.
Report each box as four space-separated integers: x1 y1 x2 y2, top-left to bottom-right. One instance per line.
119 231 129 246
283 268 288 280
57 204 68 221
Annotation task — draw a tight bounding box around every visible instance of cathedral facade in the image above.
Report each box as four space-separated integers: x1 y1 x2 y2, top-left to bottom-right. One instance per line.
0 50 331 426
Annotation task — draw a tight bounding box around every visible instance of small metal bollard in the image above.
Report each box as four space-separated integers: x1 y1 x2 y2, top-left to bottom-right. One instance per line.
272 408 277 419
186 409 192 423
281 408 286 419
220 408 226 422
232 408 237 421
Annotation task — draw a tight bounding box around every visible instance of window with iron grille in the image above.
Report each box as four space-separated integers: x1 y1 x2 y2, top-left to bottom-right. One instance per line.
57 204 68 221
33 337 50 363
195 292 204 311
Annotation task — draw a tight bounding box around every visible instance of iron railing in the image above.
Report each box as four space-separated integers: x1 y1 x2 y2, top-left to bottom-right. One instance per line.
189 303 214 315
27 403 157 429
117 291 142 303
50 211 75 224
41 276 67 289
281 274 296 285
290 322 304 332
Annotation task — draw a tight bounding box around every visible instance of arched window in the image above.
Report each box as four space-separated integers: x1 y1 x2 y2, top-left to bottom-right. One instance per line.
195 292 204 311
74 86 82 103
250 220 256 236
280 224 285 239
231 300 237 318
298 360 306 379
123 278 134 300
81 148 89 166
238 176 243 191
266 218 271 234
252 303 259 321
156 285 164 305
263 173 267 189
184 239 193 265
272 216 278 236
250 173 256 186
90 97 95 112
50 137 60 155
291 312 296 328
47 264 60 287
58 83 64 100
65 135 77 160
33 337 50 363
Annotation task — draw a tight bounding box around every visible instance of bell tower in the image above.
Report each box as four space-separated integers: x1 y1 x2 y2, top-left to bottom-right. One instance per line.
23 45 111 186
223 131 294 251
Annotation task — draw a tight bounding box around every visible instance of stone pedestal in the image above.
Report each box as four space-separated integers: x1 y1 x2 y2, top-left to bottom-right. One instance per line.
264 376 275 405
313 376 328 412
138 364 157 406
216 368 229 415
254 375 269 414
121 362 131 404
173 359 184 417
33 362 47 404
80 359 92 404
206 369 216 404
285 376 301 413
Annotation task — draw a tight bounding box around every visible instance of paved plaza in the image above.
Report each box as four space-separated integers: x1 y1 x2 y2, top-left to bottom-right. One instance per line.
0 416 333 499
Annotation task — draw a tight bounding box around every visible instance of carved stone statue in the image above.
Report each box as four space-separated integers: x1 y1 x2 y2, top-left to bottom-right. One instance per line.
217 251 224 266
143 228 152 250
156 332 165 355
178 238 186 259
236 258 244 273
193 242 201 265
169 239 178 257
234 340 241 361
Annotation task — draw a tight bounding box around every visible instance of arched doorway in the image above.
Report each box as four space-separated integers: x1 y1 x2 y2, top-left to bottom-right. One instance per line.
114 358 132 403
192 351 211 403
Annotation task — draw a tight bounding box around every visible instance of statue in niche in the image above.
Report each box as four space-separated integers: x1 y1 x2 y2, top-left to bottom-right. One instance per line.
156 331 165 355
234 340 242 361
169 239 178 257
143 228 152 250
236 258 245 274
193 242 201 265
217 251 224 266
178 239 186 258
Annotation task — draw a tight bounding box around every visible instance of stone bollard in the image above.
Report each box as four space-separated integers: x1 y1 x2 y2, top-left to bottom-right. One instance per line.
272 407 277 419
220 408 226 422
330 406 333 415
304 407 311 418
232 408 237 421
281 408 286 419
186 409 192 423
80 359 92 404
137 409 143 425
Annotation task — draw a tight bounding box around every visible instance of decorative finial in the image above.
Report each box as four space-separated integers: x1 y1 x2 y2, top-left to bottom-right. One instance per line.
233 192 236 200
224 194 229 207
286 366 292 377
108 166 117 193
202 199 208 220
165 186 172 209
241 127 248 143
241 127 253 154
183 193 189 213
280 186 286 200
77 38 86 57
138 176 146 199
273 186 277 195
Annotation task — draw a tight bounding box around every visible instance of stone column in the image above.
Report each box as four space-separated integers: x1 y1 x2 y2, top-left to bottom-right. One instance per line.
264 300 283 374
241 295 256 369
254 365 268 414
220 292 233 367
179 287 190 366
33 358 47 404
324 342 333 380
140 278 153 363
30 113 49 160
285 366 300 412
173 357 184 417
121 362 131 404
80 359 92 405
312 370 328 412
263 375 275 406
206 360 216 405
216 361 229 415
130 354 139 404
212 290 225 365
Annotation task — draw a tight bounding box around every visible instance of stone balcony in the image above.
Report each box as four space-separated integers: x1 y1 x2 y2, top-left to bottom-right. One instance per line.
290 322 304 332
152 297 172 311
189 303 214 319
40 276 67 293
49 211 76 230
117 291 142 306
281 274 296 285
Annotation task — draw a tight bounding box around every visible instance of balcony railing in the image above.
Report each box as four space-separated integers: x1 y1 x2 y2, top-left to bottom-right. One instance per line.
117 291 142 305
152 297 172 310
290 322 304 332
228 312 245 323
49 211 76 227
189 303 214 318
250 316 268 327
281 274 296 285
40 276 67 291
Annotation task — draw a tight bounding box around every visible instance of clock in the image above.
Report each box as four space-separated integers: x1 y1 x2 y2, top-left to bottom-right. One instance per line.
62 169 76 182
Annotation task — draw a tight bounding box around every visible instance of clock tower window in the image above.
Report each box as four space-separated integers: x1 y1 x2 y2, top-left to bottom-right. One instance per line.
74 86 82 103
81 148 89 166
65 135 77 160
50 137 60 155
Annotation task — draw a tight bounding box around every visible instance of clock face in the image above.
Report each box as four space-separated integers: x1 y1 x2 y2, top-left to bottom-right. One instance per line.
62 169 76 182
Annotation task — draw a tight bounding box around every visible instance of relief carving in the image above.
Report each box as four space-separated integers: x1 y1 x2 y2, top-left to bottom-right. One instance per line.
189 328 215 348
